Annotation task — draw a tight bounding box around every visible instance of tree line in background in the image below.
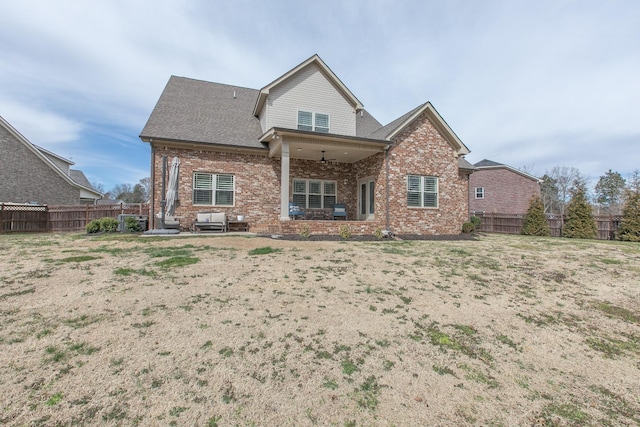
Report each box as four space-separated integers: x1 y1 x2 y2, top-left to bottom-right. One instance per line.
91 177 150 203
540 166 630 216
523 168 640 241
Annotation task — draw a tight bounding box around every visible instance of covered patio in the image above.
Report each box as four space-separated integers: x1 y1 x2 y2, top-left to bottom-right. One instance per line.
261 127 389 224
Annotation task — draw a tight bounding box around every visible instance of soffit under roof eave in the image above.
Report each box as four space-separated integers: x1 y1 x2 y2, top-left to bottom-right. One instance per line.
261 127 388 147
143 136 269 155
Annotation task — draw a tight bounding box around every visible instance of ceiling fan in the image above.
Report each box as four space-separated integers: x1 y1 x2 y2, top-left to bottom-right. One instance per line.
319 150 336 164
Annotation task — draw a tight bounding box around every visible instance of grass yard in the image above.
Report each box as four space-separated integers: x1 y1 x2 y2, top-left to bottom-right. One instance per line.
0 232 639 426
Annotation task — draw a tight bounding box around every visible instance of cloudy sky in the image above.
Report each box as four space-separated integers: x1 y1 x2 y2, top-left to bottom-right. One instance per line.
1 0 639 192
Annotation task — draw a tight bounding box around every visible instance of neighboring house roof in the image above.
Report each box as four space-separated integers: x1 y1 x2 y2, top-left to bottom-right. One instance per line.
34 144 74 166
140 76 264 149
473 159 542 182
253 54 364 116
0 115 102 199
69 169 93 189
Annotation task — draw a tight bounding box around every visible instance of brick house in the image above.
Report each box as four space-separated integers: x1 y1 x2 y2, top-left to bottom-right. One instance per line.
140 55 474 235
0 115 102 205
469 159 541 215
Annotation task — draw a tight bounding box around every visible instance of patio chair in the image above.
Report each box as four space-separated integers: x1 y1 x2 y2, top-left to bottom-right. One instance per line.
332 203 347 220
289 202 304 219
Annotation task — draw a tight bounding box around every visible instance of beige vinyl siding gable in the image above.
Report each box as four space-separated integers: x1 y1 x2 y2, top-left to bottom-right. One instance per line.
265 63 356 136
258 108 267 133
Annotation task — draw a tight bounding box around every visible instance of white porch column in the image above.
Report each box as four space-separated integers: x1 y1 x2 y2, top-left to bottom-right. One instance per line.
280 141 290 220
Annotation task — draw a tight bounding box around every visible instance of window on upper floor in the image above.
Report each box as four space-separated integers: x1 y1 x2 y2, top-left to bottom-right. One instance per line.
298 111 329 133
193 172 235 206
292 178 336 209
475 187 484 199
407 175 438 208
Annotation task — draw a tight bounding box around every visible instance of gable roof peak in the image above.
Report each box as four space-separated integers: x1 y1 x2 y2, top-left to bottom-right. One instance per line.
368 102 470 156
252 54 364 116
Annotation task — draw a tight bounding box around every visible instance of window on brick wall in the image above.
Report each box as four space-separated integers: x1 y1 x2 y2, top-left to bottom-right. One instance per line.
475 187 484 199
292 178 336 208
298 111 329 133
193 172 235 206
407 175 438 208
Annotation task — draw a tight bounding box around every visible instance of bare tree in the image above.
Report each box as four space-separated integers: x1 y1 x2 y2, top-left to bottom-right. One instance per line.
540 174 560 214
91 181 105 194
139 177 150 203
547 166 582 217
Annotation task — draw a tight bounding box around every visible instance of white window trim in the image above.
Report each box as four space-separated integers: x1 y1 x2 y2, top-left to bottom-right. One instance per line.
297 110 330 133
407 175 439 209
292 178 337 209
192 172 235 207
475 187 484 199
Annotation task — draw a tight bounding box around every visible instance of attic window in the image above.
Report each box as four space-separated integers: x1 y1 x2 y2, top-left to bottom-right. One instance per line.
298 111 329 133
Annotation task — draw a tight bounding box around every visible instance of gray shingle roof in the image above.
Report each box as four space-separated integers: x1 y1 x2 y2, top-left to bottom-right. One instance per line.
458 157 477 171
355 109 383 138
70 169 93 189
140 73 472 168
140 76 265 149
365 103 425 140
474 159 503 168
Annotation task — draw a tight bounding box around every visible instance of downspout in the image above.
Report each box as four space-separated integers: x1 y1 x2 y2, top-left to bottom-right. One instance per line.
160 155 167 228
150 143 156 228
384 144 391 232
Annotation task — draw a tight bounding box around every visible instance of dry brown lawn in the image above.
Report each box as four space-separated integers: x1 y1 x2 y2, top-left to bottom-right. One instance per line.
1 232 639 426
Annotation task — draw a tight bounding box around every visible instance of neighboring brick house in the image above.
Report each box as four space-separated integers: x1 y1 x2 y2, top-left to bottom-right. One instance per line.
469 159 541 215
140 55 475 235
0 115 102 205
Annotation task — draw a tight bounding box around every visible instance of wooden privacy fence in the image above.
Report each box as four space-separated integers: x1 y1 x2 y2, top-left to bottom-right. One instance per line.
0 203 149 233
471 212 623 240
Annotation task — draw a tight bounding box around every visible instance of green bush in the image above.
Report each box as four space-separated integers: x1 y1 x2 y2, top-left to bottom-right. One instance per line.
522 196 550 236
99 217 119 233
462 222 475 233
470 216 482 230
564 186 596 239
124 217 141 232
86 219 101 234
617 170 640 242
373 228 383 239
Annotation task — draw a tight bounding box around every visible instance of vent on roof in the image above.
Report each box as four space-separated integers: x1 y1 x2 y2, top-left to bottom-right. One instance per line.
233 90 236 99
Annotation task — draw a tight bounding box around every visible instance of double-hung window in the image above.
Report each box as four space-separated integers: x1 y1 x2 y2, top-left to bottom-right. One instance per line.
292 179 336 209
193 172 235 206
298 111 329 133
475 187 484 199
407 175 438 208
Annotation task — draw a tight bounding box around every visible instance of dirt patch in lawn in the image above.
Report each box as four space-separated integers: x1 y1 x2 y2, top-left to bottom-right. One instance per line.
0 232 639 426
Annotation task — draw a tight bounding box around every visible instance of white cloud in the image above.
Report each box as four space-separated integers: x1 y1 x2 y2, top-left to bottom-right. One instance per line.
1 0 639 191
0 102 82 145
